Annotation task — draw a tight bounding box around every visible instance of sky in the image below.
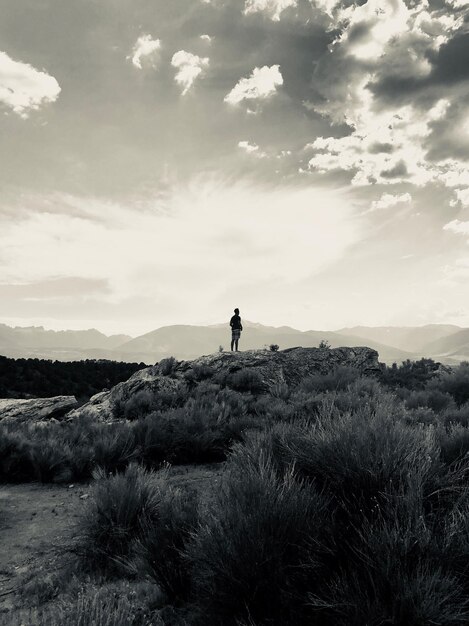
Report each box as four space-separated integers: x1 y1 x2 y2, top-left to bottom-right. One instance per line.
1 0 469 336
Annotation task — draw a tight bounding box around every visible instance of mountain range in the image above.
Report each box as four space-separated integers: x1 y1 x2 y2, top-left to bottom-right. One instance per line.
1 321 469 365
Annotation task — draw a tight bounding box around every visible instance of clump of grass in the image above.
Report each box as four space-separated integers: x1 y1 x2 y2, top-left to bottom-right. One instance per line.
77 463 164 575
91 425 138 473
9 581 161 626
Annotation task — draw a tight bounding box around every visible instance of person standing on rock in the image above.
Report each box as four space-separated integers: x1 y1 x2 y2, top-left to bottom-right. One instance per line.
230 308 243 352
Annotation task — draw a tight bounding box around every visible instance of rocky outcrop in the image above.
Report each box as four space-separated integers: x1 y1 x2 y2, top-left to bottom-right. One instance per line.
0 396 78 423
67 347 381 423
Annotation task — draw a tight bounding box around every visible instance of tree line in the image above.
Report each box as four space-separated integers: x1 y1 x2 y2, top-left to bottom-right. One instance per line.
0 355 146 401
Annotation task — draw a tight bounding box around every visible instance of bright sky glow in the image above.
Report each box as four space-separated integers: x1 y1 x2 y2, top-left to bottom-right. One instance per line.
1 0 469 334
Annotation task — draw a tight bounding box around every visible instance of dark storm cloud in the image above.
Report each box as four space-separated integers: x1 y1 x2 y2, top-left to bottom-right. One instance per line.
370 33 469 106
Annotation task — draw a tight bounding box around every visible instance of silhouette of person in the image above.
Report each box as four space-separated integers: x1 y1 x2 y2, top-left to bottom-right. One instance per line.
230 308 243 351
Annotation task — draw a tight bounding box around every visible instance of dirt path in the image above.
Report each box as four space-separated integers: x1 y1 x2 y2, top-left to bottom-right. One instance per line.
0 482 91 614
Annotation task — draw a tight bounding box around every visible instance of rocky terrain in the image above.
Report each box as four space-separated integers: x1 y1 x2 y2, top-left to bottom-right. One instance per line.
0 346 380 424
0 397 78 423
66 346 381 422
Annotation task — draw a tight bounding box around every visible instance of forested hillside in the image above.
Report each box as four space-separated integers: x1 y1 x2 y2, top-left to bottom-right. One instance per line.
0 355 146 401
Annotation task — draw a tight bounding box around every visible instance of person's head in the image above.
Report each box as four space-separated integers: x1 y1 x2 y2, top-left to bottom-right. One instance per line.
234 308 239 315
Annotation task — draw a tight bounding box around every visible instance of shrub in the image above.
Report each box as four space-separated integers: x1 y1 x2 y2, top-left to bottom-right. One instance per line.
279 398 440 521
405 389 455 413
77 463 163 575
430 363 469 407
441 403 469 428
133 391 251 466
158 357 178 377
269 344 279 352
404 406 437 427
227 368 264 394
438 424 469 465
0 426 35 482
183 364 216 384
113 386 182 421
381 358 442 390
186 456 333 625
122 390 159 420
312 563 467 626
269 382 290 401
252 395 295 422
92 425 138 473
28 438 74 483
138 486 199 602
299 366 362 394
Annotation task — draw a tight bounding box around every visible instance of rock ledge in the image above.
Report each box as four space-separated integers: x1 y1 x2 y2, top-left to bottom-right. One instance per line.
66 346 381 422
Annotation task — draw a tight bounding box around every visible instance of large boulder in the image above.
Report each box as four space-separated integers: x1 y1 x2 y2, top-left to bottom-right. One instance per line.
66 346 381 423
0 396 78 423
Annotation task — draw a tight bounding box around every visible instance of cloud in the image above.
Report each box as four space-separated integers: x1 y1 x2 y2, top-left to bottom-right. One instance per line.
304 0 469 187
302 0 469 191
200 34 212 42
238 140 267 157
371 192 412 211
238 140 260 153
224 65 283 105
0 51 61 118
171 50 209 95
128 35 161 70
308 98 449 185
451 188 469 208
443 219 469 236
244 0 297 21
335 0 410 61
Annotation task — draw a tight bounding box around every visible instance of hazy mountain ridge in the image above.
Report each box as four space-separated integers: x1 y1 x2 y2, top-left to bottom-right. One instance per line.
0 321 467 365
339 325 461 353
419 329 469 359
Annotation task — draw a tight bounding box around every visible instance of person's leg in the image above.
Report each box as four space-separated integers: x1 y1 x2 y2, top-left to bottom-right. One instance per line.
231 337 234 351
235 337 239 351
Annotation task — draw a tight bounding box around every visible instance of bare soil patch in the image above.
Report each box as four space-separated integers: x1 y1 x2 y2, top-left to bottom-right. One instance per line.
0 463 223 621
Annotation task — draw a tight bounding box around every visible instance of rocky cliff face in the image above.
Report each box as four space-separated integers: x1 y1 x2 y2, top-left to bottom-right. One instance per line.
66 346 381 423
